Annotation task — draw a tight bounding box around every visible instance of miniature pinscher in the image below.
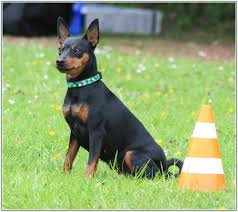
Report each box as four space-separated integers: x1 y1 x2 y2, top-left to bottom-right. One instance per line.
56 17 183 179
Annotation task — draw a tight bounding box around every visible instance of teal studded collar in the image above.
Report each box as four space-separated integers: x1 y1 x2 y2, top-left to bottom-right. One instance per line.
67 72 102 88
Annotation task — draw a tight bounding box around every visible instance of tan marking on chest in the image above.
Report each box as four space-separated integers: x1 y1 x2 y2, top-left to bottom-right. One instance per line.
71 104 89 124
62 105 70 118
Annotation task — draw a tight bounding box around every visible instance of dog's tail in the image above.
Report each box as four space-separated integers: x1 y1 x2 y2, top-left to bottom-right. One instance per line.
165 158 183 178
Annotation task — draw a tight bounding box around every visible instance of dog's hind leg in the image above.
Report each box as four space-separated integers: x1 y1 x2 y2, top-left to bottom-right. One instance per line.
123 151 159 179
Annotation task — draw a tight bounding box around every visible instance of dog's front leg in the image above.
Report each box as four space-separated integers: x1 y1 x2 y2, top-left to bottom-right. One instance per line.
85 116 105 177
64 132 80 172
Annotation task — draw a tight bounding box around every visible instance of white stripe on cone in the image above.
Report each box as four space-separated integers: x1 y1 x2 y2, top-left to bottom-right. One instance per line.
181 157 224 174
192 122 217 139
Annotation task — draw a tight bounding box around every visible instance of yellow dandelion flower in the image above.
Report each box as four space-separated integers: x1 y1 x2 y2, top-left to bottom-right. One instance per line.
34 60 43 64
48 131 56 136
169 88 174 94
145 74 151 80
27 70 32 75
160 112 166 117
13 88 19 94
53 92 59 97
217 207 226 210
175 151 181 156
156 139 163 145
49 104 56 109
125 74 132 81
228 107 234 113
143 93 151 101
116 67 122 74
12 88 17 95
53 152 61 160
55 105 62 111
156 91 161 96
32 60 42 65
191 111 196 117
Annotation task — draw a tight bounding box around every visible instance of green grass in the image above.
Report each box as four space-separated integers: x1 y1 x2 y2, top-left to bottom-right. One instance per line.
2 41 236 209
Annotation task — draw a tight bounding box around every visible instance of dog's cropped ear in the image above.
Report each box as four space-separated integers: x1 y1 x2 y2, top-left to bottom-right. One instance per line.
57 17 70 47
84 19 99 50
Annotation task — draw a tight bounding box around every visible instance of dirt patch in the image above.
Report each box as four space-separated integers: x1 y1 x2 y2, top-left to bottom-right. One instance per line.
3 36 235 63
104 38 235 63
3 36 57 47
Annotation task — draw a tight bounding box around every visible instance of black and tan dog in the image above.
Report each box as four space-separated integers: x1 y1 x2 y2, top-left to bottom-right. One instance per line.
56 17 183 179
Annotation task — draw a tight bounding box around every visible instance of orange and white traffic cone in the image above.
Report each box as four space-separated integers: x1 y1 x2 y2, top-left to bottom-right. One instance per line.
178 104 226 192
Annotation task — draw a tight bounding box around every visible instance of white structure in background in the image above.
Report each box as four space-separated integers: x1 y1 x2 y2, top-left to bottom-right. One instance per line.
81 5 163 35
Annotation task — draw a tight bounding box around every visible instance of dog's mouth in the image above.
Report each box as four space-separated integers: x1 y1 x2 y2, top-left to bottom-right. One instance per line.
56 64 74 72
57 65 82 78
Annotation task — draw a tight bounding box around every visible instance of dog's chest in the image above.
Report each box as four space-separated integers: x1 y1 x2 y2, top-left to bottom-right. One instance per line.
62 103 89 126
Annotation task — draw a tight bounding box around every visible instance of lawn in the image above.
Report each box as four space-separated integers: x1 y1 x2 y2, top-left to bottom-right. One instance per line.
2 37 236 209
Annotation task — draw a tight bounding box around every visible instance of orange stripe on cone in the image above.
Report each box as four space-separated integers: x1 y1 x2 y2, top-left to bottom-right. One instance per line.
187 138 221 158
178 173 226 192
197 105 215 123
178 104 226 192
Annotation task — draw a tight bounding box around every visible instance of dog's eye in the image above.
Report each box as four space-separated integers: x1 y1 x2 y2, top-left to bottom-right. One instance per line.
74 48 83 57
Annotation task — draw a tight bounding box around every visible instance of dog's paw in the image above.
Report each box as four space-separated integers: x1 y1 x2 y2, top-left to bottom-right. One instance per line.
63 161 72 173
85 165 96 178
63 168 71 174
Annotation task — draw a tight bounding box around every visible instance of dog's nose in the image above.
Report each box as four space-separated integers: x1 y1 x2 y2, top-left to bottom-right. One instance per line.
56 59 65 66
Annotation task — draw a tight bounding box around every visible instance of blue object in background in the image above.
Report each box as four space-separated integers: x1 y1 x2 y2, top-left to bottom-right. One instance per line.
69 3 84 35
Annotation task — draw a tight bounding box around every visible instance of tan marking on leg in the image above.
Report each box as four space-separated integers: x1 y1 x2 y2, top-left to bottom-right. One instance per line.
71 104 89 124
64 140 79 172
85 161 98 177
124 151 134 172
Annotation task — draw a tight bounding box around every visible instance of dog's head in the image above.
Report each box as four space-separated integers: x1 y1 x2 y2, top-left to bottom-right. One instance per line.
56 17 99 79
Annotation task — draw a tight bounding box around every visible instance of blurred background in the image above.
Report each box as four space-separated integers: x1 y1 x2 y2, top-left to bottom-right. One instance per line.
3 2 235 62
3 2 235 40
